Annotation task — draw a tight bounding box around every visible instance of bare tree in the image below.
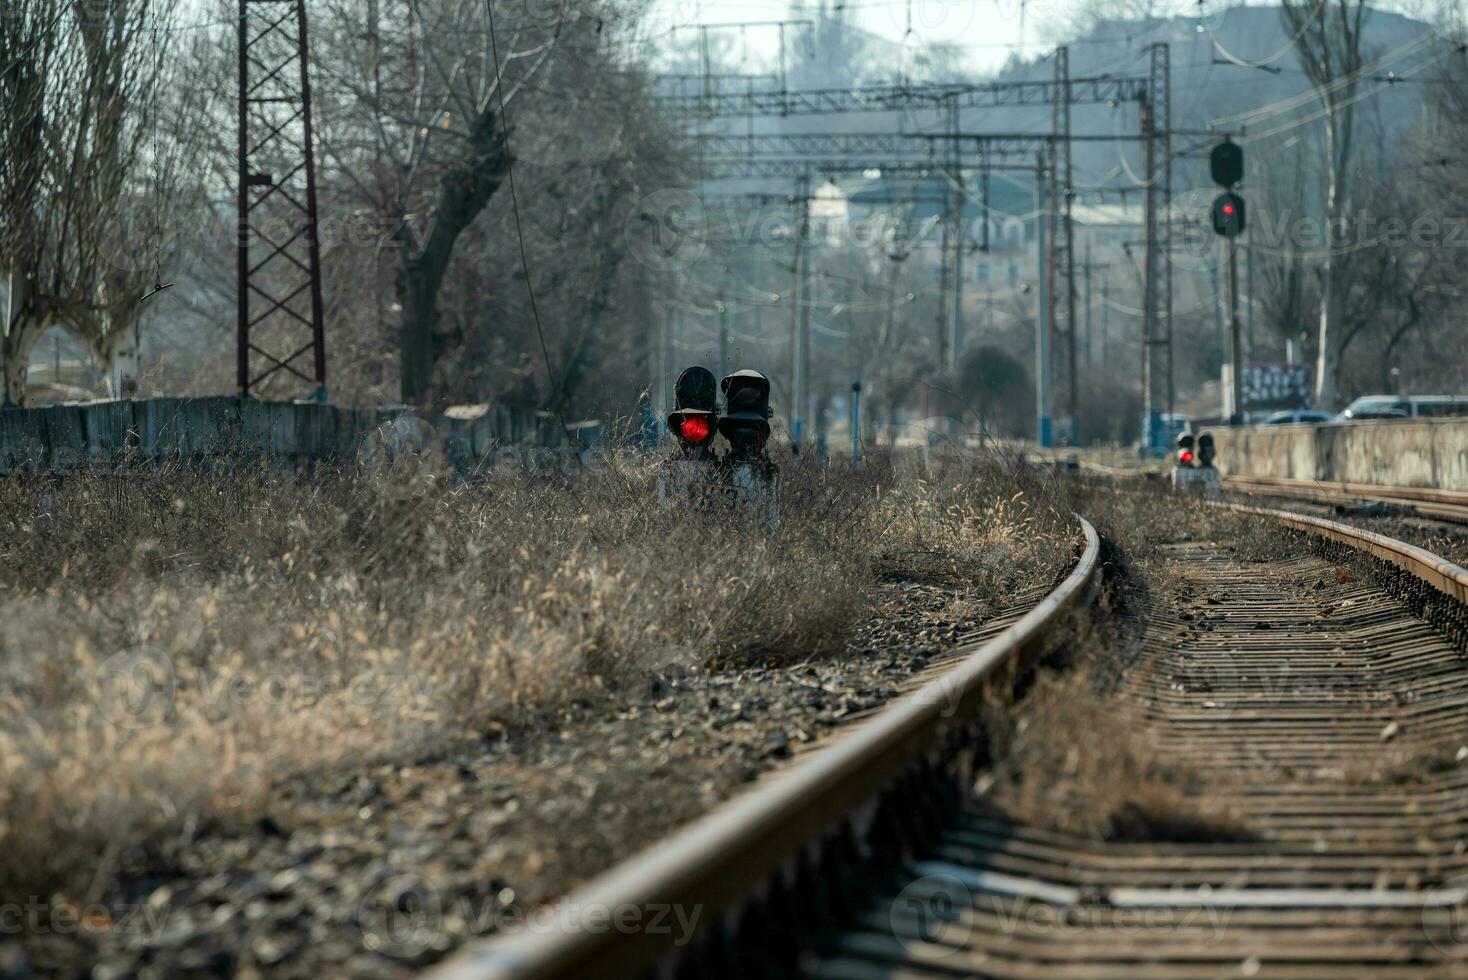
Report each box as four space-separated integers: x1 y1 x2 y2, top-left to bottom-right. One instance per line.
0 1 76 404
69 0 207 397
315 0 578 405
1280 0 1370 409
0 0 187 404
305 0 687 413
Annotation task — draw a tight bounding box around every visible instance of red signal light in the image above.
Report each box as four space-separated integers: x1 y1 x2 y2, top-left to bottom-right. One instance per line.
1222 203 1236 216
678 416 712 443
1179 450 1194 464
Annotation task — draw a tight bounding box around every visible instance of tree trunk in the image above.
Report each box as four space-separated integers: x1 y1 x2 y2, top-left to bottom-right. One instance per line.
1314 120 1344 409
397 110 512 405
97 323 141 399
2 271 49 407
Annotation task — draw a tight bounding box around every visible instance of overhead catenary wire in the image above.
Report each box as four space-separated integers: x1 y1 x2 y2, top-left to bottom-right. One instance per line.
1201 0 1331 72
1239 44 1461 144
0 2 69 84
483 0 563 417
143 0 174 303
1209 32 1438 128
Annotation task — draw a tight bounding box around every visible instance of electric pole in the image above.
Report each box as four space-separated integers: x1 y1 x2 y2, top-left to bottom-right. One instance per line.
790 172 812 445
1035 153 1052 448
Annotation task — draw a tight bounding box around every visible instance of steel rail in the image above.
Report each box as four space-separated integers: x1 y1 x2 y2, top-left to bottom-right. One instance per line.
1228 501 1468 604
426 516 1102 980
1225 474 1468 524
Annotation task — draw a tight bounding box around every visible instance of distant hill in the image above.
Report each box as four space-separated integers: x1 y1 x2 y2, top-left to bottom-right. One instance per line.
975 5 1440 196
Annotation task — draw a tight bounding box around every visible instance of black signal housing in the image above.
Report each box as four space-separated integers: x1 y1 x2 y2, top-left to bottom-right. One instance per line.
718 370 772 462
1197 432 1216 469
668 366 719 451
1176 432 1197 468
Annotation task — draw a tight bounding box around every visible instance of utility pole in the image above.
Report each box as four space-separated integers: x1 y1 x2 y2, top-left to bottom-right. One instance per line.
1140 98 1156 453
790 172 811 446
699 26 712 99
1082 243 1094 371
802 265 814 444
1101 275 1110 373
1075 244 1107 381
1224 236 1244 425
1051 46 1077 444
717 290 728 377
1034 153 1052 448
937 174 952 381
1245 238 1255 361
672 20 813 95
948 96 966 376
1151 43 1174 428
659 302 673 416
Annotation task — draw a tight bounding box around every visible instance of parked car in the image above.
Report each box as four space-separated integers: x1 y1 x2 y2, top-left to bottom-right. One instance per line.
1339 395 1468 421
1261 410 1335 425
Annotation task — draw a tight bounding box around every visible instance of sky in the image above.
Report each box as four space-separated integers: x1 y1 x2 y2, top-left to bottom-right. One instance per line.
645 0 1442 78
647 0 1158 77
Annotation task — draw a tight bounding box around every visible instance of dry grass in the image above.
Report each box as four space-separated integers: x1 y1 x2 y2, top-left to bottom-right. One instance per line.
0 446 1072 905
974 484 1263 843
978 660 1253 843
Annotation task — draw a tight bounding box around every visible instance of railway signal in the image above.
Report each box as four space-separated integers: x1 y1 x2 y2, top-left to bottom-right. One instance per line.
1210 139 1244 188
1210 189 1247 423
656 367 780 529
668 366 719 455
1208 138 1246 423
1211 193 1246 238
718 370 773 462
1176 432 1196 467
1171 430 1220 499
1197 432 1216 468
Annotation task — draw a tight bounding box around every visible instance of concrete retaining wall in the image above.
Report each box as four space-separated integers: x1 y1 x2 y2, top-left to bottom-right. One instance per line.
0 397 569 474
1202 418 1468 489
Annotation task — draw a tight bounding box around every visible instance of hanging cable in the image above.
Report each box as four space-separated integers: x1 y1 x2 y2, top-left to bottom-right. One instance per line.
142 0 173 303
0 3 68 84
487 0 584 448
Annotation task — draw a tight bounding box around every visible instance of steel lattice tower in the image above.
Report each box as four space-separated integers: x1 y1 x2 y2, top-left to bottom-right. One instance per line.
1142 42 1173 443
236 0 327 400
1048 47 1077 440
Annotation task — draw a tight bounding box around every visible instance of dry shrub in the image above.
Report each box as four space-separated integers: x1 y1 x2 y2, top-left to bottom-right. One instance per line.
975 487 1259 844
866 449 1074 590
0 445 1071 902
978 662 1252 843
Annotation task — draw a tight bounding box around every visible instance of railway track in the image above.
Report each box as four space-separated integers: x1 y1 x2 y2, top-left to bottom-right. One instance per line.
429 507 1468 980
1224 475 1468 526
